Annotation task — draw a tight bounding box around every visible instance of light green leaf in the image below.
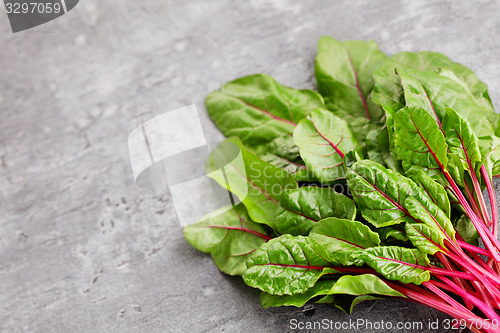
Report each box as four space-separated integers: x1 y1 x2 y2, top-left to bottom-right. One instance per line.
360 246 431 285
206 74 324 154
315 36 387 121
207 137 298 228
328 274 404 297
294 108 359 182
183 204 269 275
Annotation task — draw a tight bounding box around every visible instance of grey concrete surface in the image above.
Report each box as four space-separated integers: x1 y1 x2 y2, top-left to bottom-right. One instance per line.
1 0 500 332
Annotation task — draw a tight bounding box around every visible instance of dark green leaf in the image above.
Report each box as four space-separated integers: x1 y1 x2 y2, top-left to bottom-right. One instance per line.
310 218 380 265
243 235 338 295
360 246 431 285
346 160 415 227
274 187 356 236
206 74 324 154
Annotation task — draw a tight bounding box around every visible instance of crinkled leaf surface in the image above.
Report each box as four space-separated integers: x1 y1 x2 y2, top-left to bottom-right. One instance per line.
183 204 269 275
405 168 451 218
294 108 358 182
372 51 497 136
261 135 307 175
360 246 431 285
243 235 338 295
206 74 324 154
346 160 415 227
315 36 387 121
405 222 447 255
310 218 380 265
260 279 336 308
274 187 356 236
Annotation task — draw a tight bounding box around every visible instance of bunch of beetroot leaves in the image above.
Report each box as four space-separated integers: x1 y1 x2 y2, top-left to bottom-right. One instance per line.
183 36 500 333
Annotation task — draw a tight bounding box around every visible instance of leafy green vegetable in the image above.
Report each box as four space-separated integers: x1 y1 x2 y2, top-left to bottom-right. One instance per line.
360 246 431 285
207 137 298 228
260 279 337 308
243 234 338 295
309 218 379 265
206 74 324 154
274 187 356 236
294 108 359 182
182 36 500 328
315 36 387 121
183 204 269 275
328 274 404 297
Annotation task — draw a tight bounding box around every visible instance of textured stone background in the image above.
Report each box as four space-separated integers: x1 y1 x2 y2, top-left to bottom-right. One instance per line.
1 0 500 332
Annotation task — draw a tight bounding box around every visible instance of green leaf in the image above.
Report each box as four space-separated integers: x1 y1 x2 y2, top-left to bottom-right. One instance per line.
328 274 404 297
329 107 382 147
183 204 269 275
405 222 446 255
393 106 448 178
206 74 324 154
274 187 356 236
365 129 386 166
452 214 480 246
260 279 336 308
207 137 298 228
243 235 338 295
309 218 380 265
372 51 497 136
376 226 409 243
360 246 431 285
404 192 456 242
294 108 359 182
443 107 483 177
377 127 404 174
315 36 387 121
261 135 306 175
346 160 415 227
404 168 451 218
481 135 500 177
